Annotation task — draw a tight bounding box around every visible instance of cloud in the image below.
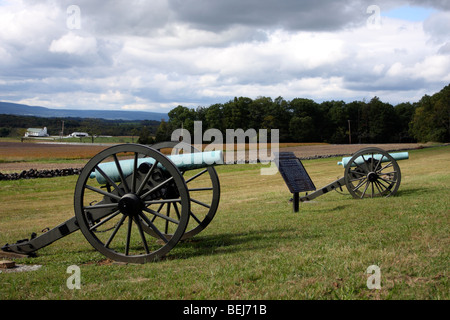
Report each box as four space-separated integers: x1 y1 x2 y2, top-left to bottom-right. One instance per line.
168 0 383 32
409 0 450 11
0 0 450 112
423 11 450 44
49 32 98 55
438 42 450 54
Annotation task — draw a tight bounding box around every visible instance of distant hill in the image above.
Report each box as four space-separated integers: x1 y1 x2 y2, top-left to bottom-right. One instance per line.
0 101 168 121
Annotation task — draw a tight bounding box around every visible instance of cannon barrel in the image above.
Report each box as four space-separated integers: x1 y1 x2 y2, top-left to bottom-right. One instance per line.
90 150 223 184
337 151 408 167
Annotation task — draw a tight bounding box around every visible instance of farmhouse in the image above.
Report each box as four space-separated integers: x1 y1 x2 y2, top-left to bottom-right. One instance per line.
25 127 49 137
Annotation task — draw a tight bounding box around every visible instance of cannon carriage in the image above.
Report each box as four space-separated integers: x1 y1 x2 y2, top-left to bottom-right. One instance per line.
276 147 407 212
2 143 407 263
2 142 220 264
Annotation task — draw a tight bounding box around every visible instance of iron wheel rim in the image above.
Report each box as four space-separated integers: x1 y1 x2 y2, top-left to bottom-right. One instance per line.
74 144 190 263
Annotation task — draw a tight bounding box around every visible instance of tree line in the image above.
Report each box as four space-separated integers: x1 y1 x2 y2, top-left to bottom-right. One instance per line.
0 115 160 139
154 83 450 144
1 84 448 144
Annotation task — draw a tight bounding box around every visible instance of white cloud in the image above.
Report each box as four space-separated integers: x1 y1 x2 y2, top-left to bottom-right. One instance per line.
373 64 385 75
0 0 449 112
121 104 151 111
49 32 98 55
387 62 407 77
0 1 60 43
412 55 450 81
99 90 125 103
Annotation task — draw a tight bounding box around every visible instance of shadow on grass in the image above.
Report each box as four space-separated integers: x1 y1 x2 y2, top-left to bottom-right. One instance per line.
27 227 300 264
165 225 322 261
36 209 347 264
395 187 434 198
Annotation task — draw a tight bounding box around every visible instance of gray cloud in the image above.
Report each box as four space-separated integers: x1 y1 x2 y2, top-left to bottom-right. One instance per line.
168 0 368 31
0 0 449 111
438 42 450 54
167 0 449 33
423 11 450 45
409 0 450 10
48 0 171 36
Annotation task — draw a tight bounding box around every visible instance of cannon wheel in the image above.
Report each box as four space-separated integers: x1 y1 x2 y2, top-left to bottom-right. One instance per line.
146 141 220 240
74 144 190 263
344 147 401 199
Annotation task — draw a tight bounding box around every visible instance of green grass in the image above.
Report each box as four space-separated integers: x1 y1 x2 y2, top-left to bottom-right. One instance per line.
0 146 448 300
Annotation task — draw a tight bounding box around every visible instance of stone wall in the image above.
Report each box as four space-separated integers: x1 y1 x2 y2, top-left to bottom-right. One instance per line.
0 168 82 181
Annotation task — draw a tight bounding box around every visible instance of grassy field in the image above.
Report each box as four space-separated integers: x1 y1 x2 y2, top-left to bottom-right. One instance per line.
0 145 448 300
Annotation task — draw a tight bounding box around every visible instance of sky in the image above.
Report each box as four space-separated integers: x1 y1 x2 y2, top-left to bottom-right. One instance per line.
0 0 449 113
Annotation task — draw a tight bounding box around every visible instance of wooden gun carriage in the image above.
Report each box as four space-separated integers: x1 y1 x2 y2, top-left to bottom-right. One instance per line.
1 143 407 263
275 147 408 212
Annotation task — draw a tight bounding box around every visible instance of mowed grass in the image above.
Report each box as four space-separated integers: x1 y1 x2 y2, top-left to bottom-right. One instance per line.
0 146 448 300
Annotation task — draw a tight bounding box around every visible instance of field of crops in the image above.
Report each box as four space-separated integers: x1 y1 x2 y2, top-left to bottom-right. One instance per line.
0 139 432 171
0 141 108 162
0 141 448 302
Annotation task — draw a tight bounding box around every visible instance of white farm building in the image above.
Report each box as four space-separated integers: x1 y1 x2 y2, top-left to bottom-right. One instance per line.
25 127 49 137
69 132 89 137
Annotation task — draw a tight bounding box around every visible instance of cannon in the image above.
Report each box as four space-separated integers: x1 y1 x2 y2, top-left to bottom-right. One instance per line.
276 147 407 212
2 142 221 263
2 143 407 263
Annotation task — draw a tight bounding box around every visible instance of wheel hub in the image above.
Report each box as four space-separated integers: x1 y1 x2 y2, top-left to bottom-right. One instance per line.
118 193 143 217
367 171 378 182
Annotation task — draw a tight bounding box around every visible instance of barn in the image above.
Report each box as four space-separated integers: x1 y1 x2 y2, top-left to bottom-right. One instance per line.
25 127 49 137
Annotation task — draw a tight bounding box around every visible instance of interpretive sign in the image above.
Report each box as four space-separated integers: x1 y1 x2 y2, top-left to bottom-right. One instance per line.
275 152 316 212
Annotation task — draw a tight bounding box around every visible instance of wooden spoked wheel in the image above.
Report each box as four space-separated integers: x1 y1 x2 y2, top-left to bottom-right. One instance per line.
344 147 401 199
148 141 220 240
74 144 190 263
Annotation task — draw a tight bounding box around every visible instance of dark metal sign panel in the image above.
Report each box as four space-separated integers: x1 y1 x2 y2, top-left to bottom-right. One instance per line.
275 152 316 193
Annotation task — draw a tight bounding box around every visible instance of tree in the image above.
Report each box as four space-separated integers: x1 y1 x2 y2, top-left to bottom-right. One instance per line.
321 100 347 143
168 105 196 134
289 116 315 142
434 91 450 141
205 103 224 132
272 96 292 141
131 128 139 143
249 96 272 130
222 97 252 130
345 100 365 143
154 119 171 142
394 102 416 142
289 98 320 141
137 126 154 145
410 84 450 142
357 97 398 143
0 127 11 137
